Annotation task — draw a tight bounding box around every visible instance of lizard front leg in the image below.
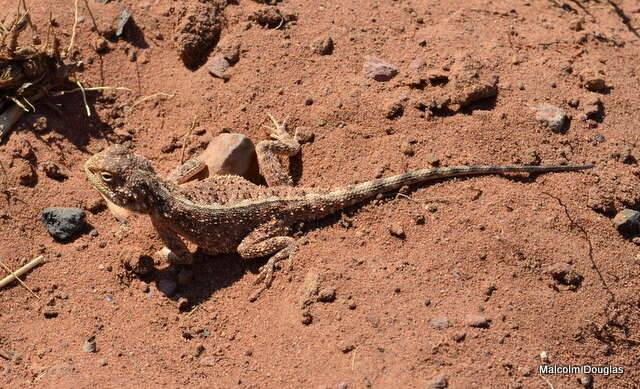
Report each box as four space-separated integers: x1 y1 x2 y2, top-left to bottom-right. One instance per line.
256 114 301 187
237 219 298 301
151 216 193 265
166 157 207 185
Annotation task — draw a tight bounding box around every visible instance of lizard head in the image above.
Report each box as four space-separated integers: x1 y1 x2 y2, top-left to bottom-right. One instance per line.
84 145 158 213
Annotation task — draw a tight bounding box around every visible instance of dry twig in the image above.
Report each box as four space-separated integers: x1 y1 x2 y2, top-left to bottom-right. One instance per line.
128 92 175 113
0 259 39 298
180 114 197 164
0 255 44 290
0 349 13 360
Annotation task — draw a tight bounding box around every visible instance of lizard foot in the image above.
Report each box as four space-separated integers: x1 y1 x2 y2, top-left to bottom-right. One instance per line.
263 112 291 141
248 249 292 302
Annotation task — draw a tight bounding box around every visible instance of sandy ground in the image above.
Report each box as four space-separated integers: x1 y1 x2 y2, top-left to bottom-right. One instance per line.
1 0 640 388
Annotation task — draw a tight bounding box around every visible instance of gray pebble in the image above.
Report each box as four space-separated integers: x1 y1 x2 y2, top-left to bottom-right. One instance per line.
83 336 97 353
312 36 334 55
430 316 450 330
533 104 567 132
546 262 583 288
612 209 640 234
427 374 448 388
363 56 398 81
389 223 405 239
206 55 230 80
464 314 490 328
41 207 86 241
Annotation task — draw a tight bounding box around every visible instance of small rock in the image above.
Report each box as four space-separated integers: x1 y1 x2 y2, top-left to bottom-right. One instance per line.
184 133 259 183
582 95 602 118
301 311 313 325
40 162 68 181
427 374 448 389
540 351 550 363
216 39 241 64
206 55 230 80
318 288 336 302
249 7 287 28
546 262 583 289
83 337 97 353
200 357 216 367
194 344 206 357
451 331 466 342
363 56 399 81
484 284 497 296
614 145 633 164
612 209 640 234
175 2 221 68
119 249 154 275
294 126 315 144
451 81 498 107
409 58 426 71
98 358 108 366
382 99 404 119
116 8 132 37
41 207 86 242
94 37 109 53
15 160 36 186
579 68 608 91
43 308 58 318
401 138 415 156
157 278 177 297
389 223 405 239
577 373 593 388
464 314 490 328
533 104 567 132
312 36 334 55
338 342 354 353
569 17 584 31
425 153 440 167
522 148 541 165
337 382 349 389
430 317 450 330
304 96 314 106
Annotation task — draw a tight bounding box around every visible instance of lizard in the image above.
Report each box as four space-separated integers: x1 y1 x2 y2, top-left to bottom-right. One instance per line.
85 114 594 300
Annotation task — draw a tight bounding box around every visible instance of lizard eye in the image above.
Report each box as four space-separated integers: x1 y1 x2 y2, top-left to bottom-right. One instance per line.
100 171 113 182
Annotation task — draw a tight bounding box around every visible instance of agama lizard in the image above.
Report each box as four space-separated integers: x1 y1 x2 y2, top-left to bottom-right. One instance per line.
85 115 593 300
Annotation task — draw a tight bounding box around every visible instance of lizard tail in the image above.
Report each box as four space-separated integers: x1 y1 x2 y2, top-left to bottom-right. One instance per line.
314 164 594 214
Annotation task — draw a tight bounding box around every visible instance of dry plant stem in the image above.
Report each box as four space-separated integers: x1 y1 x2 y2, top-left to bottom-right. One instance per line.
52 86 131 96
0 255 44 290
539 373 556 389
76 80 90 116
82 0 100 33
0 260 39 298
0 89 47 142
66 0 79 57
128 92 175 113
180 115 197 164
0 349 13 360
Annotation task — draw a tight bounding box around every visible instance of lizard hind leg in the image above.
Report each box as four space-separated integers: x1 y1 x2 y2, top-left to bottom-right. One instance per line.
237 219 298 301
256 113 301 187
